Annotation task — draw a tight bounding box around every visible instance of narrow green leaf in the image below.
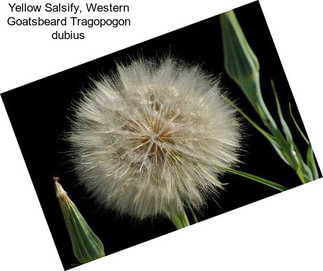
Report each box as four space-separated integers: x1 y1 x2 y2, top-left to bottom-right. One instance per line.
270 143 289 165
54 177 105 264
288 103 310 145
217 166 288 192
306 144 319 180
291 142 313 183
271 80 293 143
223 96 288 164
222 96 274 142
182 154 288 192
295 164 306 184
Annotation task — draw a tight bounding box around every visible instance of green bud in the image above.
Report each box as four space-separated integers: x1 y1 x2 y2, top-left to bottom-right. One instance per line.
220 10 260 99
54 177 105 264
220 10 277 131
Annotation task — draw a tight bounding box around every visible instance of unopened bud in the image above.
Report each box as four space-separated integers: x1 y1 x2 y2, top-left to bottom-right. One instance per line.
54 177 105 264
220 10 277 131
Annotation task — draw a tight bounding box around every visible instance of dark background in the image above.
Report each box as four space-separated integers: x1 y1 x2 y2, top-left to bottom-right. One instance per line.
1 2 320 270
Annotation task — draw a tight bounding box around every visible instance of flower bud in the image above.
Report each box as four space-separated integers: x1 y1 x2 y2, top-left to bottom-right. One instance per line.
54 177 105 264
220 10 277 131
220 10 260 101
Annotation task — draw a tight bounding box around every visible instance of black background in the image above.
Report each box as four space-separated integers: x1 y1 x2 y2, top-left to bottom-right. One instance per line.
1 2 320 270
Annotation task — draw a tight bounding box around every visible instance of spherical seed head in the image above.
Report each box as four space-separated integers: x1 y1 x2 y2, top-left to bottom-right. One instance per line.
68 57 241 219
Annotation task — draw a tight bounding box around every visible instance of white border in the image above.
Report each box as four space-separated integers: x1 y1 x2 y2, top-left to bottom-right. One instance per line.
1 0 322 270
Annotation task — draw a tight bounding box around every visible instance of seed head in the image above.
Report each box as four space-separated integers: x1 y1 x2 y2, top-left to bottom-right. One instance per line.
68 57 241 219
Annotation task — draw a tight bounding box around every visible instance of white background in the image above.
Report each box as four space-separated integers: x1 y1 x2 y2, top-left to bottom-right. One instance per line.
1 0 323 270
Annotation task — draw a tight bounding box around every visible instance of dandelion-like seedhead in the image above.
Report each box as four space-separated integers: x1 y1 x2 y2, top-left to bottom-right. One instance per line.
68 57 241 219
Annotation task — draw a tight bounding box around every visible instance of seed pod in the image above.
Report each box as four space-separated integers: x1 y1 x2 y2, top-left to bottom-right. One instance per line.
54 177 105 264
66 57 241 221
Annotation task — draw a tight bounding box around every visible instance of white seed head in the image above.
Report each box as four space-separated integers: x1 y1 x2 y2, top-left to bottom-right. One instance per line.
68 57 241 219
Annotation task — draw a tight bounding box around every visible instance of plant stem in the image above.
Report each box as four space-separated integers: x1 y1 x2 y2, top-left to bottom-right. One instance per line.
187 204 199 224
168 210 190 229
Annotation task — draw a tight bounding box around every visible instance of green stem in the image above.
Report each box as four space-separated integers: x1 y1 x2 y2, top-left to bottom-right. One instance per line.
187 204 199 224
288 103 309 145
168 210 190 229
